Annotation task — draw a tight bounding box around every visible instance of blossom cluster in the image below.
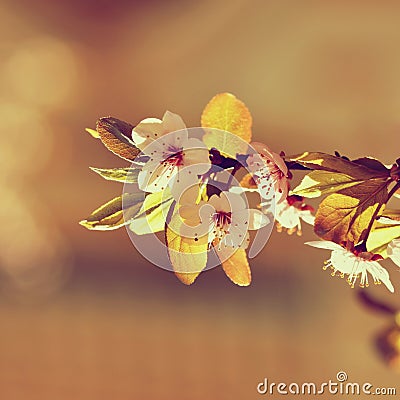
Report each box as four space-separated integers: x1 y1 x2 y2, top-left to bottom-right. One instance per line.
81 93 400 291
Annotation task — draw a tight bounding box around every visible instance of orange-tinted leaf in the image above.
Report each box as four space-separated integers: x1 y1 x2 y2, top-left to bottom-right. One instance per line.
175 271 200 285
314 178 389 247
352 157 390 173
96 117 140 161
201 93 252 143
219 247 251 286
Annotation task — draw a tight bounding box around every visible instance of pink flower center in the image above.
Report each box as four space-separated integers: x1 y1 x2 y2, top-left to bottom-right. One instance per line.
267 160 285 182
213 211 232 230
254 156 285 188
286 195 314 212
163 147 184 167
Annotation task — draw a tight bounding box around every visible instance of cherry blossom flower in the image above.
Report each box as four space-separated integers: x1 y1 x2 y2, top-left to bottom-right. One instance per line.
246 142 290 203
387 238 400 267
306 241 394 292
178 190 269 250
274 195 314 236
132 111 211 196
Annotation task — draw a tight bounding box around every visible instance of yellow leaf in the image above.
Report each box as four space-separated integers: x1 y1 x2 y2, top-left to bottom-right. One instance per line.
130 190 173 234
129 196 174 235
292 170 368 198
219 248 251 286
367 224 400 257
175 271 200 285
314 178 389 246
90 167 139 183
134 189 173 218
80 193 144 231
201 93 252 155
166 204 209 285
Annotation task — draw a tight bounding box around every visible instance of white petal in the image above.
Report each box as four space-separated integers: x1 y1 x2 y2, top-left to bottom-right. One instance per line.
387 238 400 254
160 128 188 151
387 238 400 267
367 262 395 293
222 192 247 213
377 216 400 225
246 153 264 173
169 165 206 201
139 163 175 193
182 138 210 171
388 254 400 268
162 111 187 132
305 241 345 251
182 136 207 151
224 230 250 250
176 185 201 205
178 203 215 240
248 209 270 230
229 186 258 194
258 177 275 201
275 204 299 229
300 210 315 226
229 210 250 233
330 250 356 274
132 117 163 150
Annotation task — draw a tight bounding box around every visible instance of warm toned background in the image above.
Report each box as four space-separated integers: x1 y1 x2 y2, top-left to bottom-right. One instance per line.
1 0 400 399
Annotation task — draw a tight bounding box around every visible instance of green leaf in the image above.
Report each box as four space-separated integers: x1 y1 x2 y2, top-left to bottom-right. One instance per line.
96 117 140 161
80 193 144 231
288 152 389 179
165 203 209 285
314 178 389 246
90 167 139 183
292 170 366 198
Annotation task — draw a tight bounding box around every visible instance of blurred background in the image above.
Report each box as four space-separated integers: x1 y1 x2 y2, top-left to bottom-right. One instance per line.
1 0 400 398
